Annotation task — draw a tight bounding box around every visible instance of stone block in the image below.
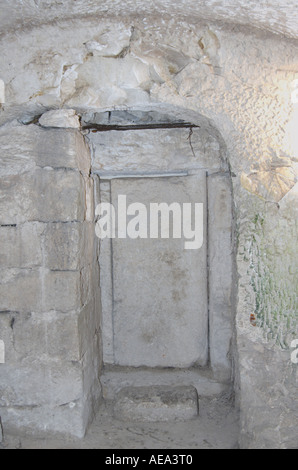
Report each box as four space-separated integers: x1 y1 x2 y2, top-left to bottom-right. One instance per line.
0 268 42 312
0 268 85 315
39 312 81 362
90 127 222 175
101 368 229 401
85 176 95 222
0 168 86 224
39 109 80 129
43 222 94 271
0 360 82 407
110 174 208 368
0 402 86 439
208 174 234 381
0 313 13 363
82 110 195 127
98 180 114 365
81 332 102 402
114 386 199 422
83 27 131 57
43 270 82 312
80 263 99 308
0 340 4 364
67 56 152 109
78 300 101 359
0 311 81 363
0 223 43 268
0 123 90 176
0 79 4 104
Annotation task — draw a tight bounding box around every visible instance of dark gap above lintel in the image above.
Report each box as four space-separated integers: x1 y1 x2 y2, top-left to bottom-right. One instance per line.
81 110 199 132
83 123 199 132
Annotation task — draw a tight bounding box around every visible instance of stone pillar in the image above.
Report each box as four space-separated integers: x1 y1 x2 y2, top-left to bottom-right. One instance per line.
0 122 102 438
208 173 234 382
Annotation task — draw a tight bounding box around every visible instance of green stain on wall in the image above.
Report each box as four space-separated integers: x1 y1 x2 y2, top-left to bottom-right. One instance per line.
244 210 297 349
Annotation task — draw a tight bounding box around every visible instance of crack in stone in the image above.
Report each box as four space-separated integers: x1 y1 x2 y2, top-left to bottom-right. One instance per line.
187 127 196 159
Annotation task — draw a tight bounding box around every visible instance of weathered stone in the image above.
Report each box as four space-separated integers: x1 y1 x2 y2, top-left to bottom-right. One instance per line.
78 300 101 358
82 110 192 127
0 359 83 407
0 223 43 268
0 169 86 224
0 401 86 439
66 56 152 108
84 176 95 222
0 417 3 443
0 123 90 176
98 181 114 365
0 1 297 40
241 164 296 203
114 386 199 422
0 269 42 312
0 78 4 104
89 127 222 175
79 265 94 307
101 368 230 401
238 337 298 449
84 26 132 56
208 174 234 381
43 222 94 270
39 109 80 129
81 332 102 402
0 6 297 448
110 174 208 368
42 312 81 361
0 340 4 364
0 311 81 363
43 222 81 271
43 270 82 312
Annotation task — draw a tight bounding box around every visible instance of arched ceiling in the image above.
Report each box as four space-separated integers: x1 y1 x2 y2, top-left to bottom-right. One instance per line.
0 0 298 39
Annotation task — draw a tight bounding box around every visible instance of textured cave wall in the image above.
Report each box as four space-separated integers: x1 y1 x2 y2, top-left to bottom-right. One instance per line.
0 0 298 39
0 13 297 447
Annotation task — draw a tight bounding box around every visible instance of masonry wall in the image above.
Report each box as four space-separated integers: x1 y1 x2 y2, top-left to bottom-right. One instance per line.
0 123 102 437
0 15 297 447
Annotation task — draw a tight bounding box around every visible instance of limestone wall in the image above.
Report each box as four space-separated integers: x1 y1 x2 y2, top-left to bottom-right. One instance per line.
0 122 102 437
0 16 297 447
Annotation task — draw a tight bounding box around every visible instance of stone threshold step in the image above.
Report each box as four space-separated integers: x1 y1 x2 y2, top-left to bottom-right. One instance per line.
101 367 230 400
114 385 199 423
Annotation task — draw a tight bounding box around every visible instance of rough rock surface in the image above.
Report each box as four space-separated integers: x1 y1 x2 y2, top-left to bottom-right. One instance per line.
0 1 298 39
114 386 199 422
0 6 297 448
39 109 80 128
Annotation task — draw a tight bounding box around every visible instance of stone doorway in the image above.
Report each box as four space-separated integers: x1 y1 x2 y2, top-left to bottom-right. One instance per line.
0 107 235 436
100 172 208 369
84 109 235 418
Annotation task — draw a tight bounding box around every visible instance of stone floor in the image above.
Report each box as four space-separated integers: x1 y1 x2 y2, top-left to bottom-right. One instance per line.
0 394 239 449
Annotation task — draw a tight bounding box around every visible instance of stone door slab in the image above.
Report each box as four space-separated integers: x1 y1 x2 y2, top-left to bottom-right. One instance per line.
101 172 208 368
